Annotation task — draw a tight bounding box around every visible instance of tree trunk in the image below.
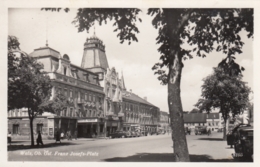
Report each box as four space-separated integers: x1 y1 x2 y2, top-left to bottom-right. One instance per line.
223 118 227 141
168 54 190 162
29 117 35 146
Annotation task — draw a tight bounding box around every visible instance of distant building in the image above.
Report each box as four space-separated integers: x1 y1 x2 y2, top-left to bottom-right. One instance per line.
206 113 221 131
183 113 207 128
159 111 170 132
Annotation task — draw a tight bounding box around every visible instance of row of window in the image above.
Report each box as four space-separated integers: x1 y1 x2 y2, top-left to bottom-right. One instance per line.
11 124 43 135
56 87 102 103
8 110 28 117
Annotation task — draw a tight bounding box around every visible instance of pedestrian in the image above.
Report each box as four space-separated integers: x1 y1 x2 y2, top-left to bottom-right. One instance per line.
67 130 72 140
36 131 44 146
207 128 211 136
60 131 64 140
74 131 77 140
55 130 61 143
8 131 12 145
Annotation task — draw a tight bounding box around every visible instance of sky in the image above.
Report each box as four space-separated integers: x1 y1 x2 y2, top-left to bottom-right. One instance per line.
8 8 253 112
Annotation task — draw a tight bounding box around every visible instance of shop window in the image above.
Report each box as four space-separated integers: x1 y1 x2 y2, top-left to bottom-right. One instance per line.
100 125 104 133
13 124 19 135
37 124 43 133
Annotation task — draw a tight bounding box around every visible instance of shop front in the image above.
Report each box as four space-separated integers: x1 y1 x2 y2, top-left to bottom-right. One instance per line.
106 115 124 133
77 118 105 138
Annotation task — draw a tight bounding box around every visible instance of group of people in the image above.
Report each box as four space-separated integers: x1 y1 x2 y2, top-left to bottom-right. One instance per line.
35 129 78 146
55 130 77 143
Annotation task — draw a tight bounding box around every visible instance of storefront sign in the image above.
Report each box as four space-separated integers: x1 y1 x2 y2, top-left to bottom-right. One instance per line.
78 119 98 123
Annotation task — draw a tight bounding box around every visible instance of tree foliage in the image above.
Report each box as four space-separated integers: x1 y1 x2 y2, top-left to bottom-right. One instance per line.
149 9 253 84
8 36 52 115
8 35 68 145
195 67 251 120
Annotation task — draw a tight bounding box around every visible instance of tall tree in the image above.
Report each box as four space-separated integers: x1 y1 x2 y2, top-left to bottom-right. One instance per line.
43 8 253 161
8 36 68 146
195 67 251 140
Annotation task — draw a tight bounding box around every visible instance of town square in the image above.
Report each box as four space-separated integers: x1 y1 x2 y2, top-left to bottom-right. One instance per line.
6 5 254 163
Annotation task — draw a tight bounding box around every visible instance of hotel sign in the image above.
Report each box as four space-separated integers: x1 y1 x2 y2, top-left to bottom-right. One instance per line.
78 119 98 123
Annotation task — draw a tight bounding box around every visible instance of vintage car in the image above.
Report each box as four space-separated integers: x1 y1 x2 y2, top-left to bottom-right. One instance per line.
227 124 251 148
233 125 253 158
141 131 148 136
135 131 141 137
108 131 128 139
195 126 207 135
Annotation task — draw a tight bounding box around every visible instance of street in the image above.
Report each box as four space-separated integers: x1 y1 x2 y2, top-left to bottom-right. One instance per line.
8 131 251 162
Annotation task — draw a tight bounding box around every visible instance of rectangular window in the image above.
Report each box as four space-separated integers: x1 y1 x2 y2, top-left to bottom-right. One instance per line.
89 94 92 101
70 108 73 117
64 109 67 117
70 90 73 98
64 89 67 97
85 93 88 101
64 67 67 75
13 124 19 134
93 96 95 102
58 87 61 95
37 124 43 133
77 91 81 101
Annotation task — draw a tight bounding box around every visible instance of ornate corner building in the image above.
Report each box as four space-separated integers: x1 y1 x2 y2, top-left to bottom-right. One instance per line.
8 33 167 139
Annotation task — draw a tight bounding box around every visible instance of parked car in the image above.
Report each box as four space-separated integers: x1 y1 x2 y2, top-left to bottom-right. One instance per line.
233 125 253 158
227 124 251 148
195 126 207 135
135 131 141 137
131 131 138 137
108 131 128 139
141 131 148 136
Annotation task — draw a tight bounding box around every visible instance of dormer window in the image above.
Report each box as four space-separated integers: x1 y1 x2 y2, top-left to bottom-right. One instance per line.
83 73 89 82
64 67 67 75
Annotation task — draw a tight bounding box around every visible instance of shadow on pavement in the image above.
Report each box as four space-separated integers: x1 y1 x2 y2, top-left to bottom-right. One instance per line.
103 153 252 162
8 142 79 151
196 138 224 141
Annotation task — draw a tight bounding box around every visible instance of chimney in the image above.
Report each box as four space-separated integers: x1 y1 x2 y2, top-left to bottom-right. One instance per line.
144 96 147 101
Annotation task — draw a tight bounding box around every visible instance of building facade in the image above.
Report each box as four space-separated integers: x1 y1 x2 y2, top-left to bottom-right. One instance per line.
206 113 221 131
159 111 170 133
103 67 160 134
8 33 160 139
